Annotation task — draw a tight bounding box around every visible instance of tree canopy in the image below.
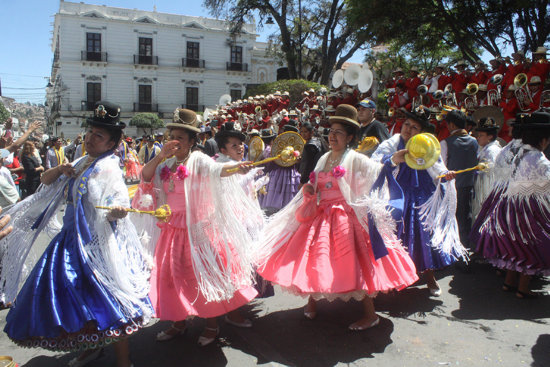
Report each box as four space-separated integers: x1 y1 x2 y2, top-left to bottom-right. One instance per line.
204 0 370 85
129 113 165 134
347 0 550 62
0 102 9 123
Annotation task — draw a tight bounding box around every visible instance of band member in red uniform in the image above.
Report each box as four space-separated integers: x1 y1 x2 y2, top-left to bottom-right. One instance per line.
528 47 549 85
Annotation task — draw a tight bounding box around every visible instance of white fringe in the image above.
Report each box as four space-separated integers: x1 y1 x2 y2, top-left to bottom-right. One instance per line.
418 179 468 260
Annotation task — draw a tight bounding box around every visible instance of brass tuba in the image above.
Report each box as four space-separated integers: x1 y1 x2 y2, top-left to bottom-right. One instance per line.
464 83 479 110
417 84 429 96
514 73 533 111
487 74 503 106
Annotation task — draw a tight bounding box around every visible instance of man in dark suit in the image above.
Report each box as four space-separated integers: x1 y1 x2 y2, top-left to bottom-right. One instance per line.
356 99 390 155
440 110 479 248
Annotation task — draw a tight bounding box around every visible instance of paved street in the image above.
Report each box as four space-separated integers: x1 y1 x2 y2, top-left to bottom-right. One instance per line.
0 261 549 367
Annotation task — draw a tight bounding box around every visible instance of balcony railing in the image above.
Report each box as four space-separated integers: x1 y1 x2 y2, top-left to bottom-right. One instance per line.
81 51 108 62
226 62 248 72
182 104 204 112
134 103 158 112
81 100 96 111
134 54 158 65
182 58 205 68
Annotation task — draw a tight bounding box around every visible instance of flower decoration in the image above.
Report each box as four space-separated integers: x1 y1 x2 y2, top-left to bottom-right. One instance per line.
309 171 316 184
332 165 346 179
160 166 171 181
176 165 189 180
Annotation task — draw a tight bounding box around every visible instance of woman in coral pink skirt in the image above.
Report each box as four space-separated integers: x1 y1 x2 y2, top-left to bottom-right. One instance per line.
135 109 264 346
257 105 418 330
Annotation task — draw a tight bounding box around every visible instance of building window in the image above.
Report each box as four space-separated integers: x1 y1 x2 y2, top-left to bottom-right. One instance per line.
138 84 152 111
187 42 199 60
86 32 101 61
230 89 242 101
86 82 101 110
186 87 199 111
227 45 247 71
138 37 153 64
231 45 242 64
185 42 200 68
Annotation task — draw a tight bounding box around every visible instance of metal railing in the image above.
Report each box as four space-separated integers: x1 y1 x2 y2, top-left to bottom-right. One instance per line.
182 58 205 68
81 51 108 62
134 54 158 65
133 103 158 112
181 104 204 112
226 62 248 72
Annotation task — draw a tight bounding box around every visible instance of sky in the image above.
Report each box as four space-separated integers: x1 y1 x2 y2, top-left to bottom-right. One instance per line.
0 0 365 104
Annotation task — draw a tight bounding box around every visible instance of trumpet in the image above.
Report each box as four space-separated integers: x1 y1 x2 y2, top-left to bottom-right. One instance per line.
514 73 533 111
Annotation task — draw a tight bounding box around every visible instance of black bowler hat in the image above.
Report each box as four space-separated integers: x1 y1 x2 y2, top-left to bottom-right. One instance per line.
87 101 126 130
475 117 499 134
215 122 246 145
260 128 276 139
402 106 431 130
516 111 550 129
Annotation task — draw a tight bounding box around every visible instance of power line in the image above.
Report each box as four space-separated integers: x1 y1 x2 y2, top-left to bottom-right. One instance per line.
0 73 48 78
3 87 47 90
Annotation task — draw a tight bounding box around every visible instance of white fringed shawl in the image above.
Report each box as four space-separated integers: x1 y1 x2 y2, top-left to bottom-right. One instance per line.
372 135 466 259
472 140 502 220
0 155 152 321
143 151 263 302
255 149 402 265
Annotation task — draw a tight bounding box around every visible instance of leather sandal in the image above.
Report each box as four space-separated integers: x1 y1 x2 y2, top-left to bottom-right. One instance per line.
197 327 219 347
156 324 187 342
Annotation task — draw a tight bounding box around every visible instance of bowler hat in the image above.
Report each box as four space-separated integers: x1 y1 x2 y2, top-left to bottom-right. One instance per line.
215 122 246 144
328 104 360 129
87 101 126 130
166 108 201 133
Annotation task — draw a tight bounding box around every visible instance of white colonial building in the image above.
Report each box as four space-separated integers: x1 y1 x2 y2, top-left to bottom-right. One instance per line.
46 0 283 138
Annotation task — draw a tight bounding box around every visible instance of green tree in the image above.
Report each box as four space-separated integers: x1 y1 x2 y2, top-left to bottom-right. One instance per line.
203 0 370 85
129 113 165 135
348 0 550 61
0 102 9 123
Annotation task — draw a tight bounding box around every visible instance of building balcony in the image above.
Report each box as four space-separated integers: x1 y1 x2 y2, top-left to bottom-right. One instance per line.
226 62 248 72
134 55 158 65
81 51 108 62
182 104 204 112
81 100 96 111
134 103 158 112
182 58 205 68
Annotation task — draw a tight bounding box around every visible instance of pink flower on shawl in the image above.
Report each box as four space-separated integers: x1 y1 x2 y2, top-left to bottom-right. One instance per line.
160 166 171 181
176 164 189 180
332 165 346 179
309 171 316 184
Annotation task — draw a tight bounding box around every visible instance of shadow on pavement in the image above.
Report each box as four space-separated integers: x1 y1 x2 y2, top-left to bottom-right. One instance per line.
531 334 550 367
374 286 444 320
225 301 394 367
448 261 550 321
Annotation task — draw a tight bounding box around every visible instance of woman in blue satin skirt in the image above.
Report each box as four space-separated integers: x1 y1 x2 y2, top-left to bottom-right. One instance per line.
0 102 152 367
371 109 467 296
